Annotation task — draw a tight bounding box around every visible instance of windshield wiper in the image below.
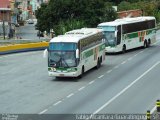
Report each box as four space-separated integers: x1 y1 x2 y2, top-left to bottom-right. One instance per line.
49 59 57 66
105 38 111 46
54 56 69 68
61 57 69 67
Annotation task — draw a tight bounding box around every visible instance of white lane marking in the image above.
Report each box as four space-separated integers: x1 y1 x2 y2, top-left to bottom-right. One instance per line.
89 80 95 85
0 51 40 59
151 106 156 114
39 109 48 114
139 51 144 53
0 54 16 59
98 75 104 79
153 41 160 45
54 101 62 106
121 61 126 64
78 86 85 91
134 54 138 57
128 57 133 61
106 70 112 73
114 65 119 69
67 93 74 98
93 61 160 114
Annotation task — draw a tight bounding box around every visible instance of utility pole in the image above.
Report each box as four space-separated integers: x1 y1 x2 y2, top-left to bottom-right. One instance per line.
2 11 5 40
2 20 5 40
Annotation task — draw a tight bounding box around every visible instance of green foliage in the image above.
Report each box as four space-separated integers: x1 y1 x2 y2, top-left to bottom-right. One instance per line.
118 0 160 23
54 19 86 35
35 0 160 35
35 3 48 32
36 0 117 35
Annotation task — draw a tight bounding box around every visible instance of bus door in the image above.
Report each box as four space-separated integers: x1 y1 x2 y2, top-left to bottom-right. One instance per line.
117 25 121 45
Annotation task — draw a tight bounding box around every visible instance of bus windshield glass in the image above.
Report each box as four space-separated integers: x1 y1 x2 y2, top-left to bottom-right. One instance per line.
98 26 116 47
49 42 77 50
48 43 77 67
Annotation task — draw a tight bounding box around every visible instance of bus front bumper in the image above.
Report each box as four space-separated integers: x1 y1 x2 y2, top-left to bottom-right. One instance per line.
48 71 79 77
105 47 118 53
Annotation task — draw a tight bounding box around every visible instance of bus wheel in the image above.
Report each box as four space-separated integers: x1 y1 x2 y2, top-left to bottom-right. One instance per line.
148 39 151 47
100 56 102 66
144 40 148 48
96 59 100 69
55 77 61 80
122 45 126 53
79 66 84 78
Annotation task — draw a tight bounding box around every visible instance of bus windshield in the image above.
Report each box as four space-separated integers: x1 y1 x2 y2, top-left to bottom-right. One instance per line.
98 26 116 47
103 31 116 47
48 43 77 67
49 42 77 50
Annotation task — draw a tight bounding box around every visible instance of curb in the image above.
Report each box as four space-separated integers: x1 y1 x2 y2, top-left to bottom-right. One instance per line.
0 42 49 55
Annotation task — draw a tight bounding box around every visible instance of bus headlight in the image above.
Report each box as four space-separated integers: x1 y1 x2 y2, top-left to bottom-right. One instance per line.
49 67 56 72
53 68 56 72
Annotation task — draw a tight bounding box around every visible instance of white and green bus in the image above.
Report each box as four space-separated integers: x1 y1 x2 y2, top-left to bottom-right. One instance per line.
44 28 105 78
97 16 156 53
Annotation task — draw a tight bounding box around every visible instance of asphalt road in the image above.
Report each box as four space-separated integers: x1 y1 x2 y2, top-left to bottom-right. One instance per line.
15 23 45 40
0 32 160 119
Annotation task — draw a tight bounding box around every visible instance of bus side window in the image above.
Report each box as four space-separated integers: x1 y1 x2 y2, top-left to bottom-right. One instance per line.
117 25 121 45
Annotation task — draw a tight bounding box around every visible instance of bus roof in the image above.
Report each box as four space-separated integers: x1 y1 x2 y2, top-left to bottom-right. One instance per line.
50 28 103 43
98 16 155 26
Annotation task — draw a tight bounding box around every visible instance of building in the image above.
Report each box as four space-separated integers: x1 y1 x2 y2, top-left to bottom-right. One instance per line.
15 0 49 20
0 0 11 22
17 0 30 20
31 0 49 14
117 9 143 18
0 0 50 22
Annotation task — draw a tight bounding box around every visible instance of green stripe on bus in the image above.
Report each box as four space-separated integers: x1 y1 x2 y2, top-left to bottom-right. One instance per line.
83 44 105 58
99 44 105 51
84 49 93 58
127 32 138 39
123 29 155 40
147 29 156 35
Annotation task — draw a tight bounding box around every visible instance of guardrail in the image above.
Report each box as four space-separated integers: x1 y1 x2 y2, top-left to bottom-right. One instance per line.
0 41 49 55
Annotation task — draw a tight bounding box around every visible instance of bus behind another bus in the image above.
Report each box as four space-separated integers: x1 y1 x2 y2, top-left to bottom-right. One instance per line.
97 16 156 53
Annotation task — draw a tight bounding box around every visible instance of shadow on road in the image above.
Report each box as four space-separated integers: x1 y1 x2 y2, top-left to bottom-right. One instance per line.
106 46 146 56
51 65 107 82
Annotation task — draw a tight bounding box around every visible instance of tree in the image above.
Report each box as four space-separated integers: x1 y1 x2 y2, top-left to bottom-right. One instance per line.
35 3 48 32
117 0 160 23
36 0 117 35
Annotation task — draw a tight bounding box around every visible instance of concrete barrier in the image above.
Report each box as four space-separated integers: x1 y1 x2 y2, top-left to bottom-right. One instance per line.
0 42 49 55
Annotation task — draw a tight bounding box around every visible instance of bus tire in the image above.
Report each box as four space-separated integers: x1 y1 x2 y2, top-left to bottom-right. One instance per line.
55 77 61 80
144 40 148 48
79 66 85 78
100 56 102 64
148 39 151 47
122 45 126 53
96 59 100 69
100 56 102 67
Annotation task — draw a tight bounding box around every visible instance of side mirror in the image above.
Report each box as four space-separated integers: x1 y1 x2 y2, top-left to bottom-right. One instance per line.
115 30 118 36
43 49 48 58
102 38 106 43
76 49 79 59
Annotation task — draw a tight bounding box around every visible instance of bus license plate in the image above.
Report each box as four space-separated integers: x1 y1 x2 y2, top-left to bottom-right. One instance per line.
59 74 64 76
